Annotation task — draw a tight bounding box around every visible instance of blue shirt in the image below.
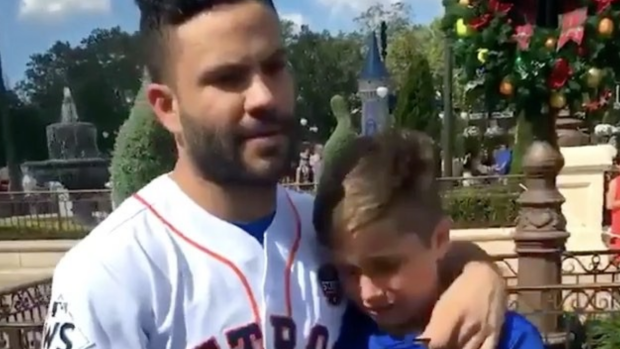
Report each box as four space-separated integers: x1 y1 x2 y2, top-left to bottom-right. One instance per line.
336 305 544 349
494 149 512 175
234 211 276 245
238 216 543 349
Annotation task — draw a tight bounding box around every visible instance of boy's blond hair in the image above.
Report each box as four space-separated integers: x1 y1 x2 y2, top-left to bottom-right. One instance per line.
313 129 443 246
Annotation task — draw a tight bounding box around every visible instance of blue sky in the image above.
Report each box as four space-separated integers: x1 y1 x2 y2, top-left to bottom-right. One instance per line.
0 0 442 86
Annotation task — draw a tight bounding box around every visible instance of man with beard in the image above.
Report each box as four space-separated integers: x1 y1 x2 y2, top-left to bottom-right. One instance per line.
315 129 543 349
42 1 507 348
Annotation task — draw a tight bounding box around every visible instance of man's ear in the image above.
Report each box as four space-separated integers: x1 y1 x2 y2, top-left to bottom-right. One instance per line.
146 83 181 134
432 217 451 260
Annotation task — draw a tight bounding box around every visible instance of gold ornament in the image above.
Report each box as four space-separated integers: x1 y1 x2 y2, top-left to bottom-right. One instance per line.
477 48 489 63
544 37 557 49
458 0 470 5
585 67 604 88
598 18 614 36
455 19 472 37
550 92 567 109
499 79 514 96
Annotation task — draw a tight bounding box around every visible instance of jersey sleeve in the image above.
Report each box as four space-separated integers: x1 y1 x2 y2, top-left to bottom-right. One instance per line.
42 257 148 349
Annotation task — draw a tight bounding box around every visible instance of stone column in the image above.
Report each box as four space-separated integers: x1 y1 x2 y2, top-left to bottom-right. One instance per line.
513 110 569 346
556 109 588 147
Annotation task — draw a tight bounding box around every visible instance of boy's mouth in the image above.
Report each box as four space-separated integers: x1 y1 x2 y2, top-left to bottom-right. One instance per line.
364 304 396 319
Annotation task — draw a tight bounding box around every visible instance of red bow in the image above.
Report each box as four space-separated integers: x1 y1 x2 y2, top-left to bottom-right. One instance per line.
489 0 512 14
594 0 617 13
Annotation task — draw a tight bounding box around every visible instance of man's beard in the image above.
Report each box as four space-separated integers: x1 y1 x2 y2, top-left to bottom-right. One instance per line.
179 110 298 187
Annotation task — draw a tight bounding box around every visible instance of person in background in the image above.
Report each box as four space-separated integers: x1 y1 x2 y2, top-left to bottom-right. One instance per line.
605 155 620 264
315 129 544 349
310 143 323 183
494 143 512 176
462 152 492 187
295 146 313 189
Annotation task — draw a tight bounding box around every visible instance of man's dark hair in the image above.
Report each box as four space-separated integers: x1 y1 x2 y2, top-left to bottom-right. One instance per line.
134 0 276 83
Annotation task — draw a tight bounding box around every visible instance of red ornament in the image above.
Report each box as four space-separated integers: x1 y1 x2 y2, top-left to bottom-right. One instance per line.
548 58 572 89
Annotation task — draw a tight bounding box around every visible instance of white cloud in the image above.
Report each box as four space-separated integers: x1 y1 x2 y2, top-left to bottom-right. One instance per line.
19 0 111 18
281 12 305 32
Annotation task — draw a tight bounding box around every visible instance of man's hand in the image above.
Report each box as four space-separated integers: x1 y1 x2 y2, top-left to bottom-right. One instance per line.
419 241 507 349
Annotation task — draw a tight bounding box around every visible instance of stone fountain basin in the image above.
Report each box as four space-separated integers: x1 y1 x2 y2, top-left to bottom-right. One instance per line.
21 158 110 191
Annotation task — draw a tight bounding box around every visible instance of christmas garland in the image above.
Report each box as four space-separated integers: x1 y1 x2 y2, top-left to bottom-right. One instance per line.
442 0 620 117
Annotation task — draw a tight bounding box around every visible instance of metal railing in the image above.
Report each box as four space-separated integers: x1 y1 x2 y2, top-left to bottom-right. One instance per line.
0 175 524 237
0 277 51 348
0 190 112 239
0 251 618 348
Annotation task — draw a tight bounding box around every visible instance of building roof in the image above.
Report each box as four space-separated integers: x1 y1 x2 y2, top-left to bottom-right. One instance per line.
359 33 389 80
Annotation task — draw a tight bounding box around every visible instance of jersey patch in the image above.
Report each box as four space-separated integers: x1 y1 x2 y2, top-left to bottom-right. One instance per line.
42 295 94 349
318 264 342 306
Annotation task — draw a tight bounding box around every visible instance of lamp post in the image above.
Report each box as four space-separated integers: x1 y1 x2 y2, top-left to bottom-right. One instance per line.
0 52 21 191
441 36 454 177
513 1 569 345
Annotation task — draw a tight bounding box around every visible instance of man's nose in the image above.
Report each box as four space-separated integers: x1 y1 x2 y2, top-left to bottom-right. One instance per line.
244 74 276 114
359 275 386 306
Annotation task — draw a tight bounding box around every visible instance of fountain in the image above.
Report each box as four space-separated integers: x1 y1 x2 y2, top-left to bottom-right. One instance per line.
21 87 109 191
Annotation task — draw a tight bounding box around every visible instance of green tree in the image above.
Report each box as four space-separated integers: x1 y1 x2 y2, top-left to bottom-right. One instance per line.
393 52 441 139
354 3 421 89
109 71 175 205
16 27 142 153
287 25 362 142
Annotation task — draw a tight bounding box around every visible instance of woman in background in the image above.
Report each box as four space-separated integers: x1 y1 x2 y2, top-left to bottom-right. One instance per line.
605 155 620 264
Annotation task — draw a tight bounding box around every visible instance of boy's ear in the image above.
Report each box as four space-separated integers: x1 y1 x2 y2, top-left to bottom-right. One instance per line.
432 217 451 260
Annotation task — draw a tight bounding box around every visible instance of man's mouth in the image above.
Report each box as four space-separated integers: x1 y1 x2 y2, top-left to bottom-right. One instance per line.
243 126 287 140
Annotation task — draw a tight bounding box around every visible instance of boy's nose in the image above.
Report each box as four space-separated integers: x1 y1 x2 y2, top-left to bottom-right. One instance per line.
359 275 388 307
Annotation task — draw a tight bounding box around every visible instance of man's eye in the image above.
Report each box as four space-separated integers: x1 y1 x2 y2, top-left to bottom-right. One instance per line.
214 72 246 86
263 60 287 75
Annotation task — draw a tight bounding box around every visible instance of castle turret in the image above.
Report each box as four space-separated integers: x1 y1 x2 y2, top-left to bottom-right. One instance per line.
358 31 391 136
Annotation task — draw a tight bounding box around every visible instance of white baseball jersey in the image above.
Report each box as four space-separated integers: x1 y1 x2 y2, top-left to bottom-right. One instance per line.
42 174 346 349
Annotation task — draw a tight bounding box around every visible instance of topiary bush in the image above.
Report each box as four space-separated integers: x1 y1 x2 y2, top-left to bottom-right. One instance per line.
321 95 358 179
109 70 175 205
393 52 441 140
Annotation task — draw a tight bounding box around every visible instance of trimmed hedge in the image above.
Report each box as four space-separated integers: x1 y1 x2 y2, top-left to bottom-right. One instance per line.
0 184 520 240
443 186 519 229
110 71 175 205
0 216 88 240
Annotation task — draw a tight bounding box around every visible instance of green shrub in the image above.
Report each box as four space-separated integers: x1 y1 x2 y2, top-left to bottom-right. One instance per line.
109 70 175 205
585 315 620 349
443 186 519 229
